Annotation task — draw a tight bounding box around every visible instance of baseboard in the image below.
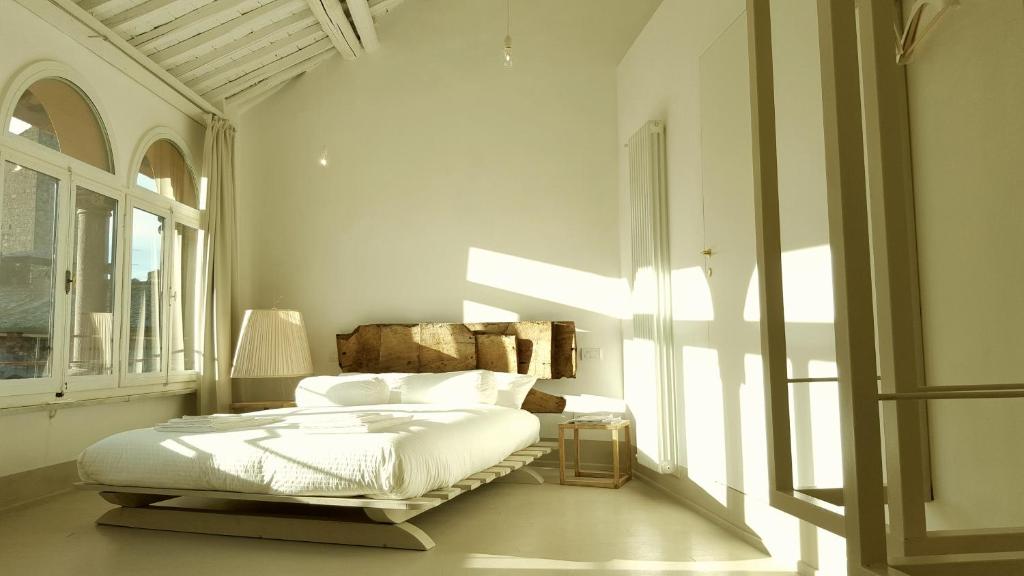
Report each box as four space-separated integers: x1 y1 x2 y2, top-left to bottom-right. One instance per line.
632 464 770 555
0 460 78 512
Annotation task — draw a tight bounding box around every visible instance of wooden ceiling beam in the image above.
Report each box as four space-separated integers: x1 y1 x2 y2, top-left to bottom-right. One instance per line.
369 0 404 18
78 0 120 13
305 0 358 60
224 48 334 113
203 37 333 101
130 0 250 52
169 12 314 78
187 24 324 94
102 0 178 29
347 0 378 52
322 0 362 56
149 0 301 66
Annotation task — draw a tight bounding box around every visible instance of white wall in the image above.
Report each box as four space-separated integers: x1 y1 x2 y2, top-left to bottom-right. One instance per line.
619 0 1024 570
618 2 846 573
0 0 202 479
907 0 1024 531
235 0 660 403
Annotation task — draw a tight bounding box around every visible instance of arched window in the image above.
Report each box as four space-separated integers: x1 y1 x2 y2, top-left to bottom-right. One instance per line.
136 139 197 209
7 77 113 172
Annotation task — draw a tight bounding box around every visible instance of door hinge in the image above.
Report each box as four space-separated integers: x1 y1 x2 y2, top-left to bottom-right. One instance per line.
64 270 74 294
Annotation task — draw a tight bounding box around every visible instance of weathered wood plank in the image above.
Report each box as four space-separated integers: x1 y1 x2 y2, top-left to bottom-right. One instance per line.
379 324 420 372
418 323 476 372
475 333 517 372
521 388 567 413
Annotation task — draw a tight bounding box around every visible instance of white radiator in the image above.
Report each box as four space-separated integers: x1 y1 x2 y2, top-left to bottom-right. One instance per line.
625 120 676 474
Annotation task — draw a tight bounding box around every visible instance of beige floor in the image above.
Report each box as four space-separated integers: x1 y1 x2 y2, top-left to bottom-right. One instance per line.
0 471 795 576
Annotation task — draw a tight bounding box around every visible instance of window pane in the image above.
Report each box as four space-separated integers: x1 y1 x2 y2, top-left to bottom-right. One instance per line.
138 140 197 208
0 162 59 380
170 223 198 372
67 187 117 376
128 208 164 375
9 78 113 172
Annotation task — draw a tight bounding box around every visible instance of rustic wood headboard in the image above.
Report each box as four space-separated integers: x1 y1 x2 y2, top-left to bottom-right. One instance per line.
336 321 574 413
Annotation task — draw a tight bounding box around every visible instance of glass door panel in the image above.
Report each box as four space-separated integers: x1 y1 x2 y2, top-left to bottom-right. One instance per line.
67 186 117 376
0 161 60 381
170 223 198 373
127 208 164 375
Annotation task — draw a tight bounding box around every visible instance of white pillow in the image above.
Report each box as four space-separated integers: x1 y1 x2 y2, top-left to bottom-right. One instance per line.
337 372 410 403
485 371 538 409
399 370 497 405
295 375 389 407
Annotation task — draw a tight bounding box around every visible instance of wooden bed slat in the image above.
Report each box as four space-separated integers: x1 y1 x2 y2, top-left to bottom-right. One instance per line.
96 506 437 550
81 441 555 550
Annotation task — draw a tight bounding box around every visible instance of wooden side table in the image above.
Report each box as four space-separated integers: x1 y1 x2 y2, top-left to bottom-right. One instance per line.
558 420 632 488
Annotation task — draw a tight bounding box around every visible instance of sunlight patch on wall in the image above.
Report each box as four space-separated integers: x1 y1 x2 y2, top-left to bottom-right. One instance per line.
623 337 662 470
743 497 801 567
466 247 629 319
744 245 835 323
462 300 520 322
807 360 842 488
671 266 714 321
682 345 728 504
741 353 769 497
814 526 848 576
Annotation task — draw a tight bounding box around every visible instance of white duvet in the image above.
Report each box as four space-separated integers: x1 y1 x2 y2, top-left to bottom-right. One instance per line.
78 404 540 500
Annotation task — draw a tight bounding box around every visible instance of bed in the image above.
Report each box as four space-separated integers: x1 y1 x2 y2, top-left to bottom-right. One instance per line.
76 321 573 550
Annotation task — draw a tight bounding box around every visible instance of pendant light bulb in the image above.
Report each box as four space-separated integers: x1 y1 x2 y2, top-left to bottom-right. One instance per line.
318 146 328 167
503 0 513 68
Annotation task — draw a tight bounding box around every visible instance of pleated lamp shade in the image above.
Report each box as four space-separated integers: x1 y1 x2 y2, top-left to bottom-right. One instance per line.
231 309 313 378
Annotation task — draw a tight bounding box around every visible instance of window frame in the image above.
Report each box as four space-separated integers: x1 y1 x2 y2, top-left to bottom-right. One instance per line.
0 146 72 397
0 62 202 406
124 132 202 388
62 174 126 394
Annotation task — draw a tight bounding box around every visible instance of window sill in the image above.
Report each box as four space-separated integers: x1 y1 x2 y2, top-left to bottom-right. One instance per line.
0 384 196 415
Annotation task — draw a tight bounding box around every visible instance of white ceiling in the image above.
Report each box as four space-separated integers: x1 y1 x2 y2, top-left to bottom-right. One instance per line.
74 0 405 110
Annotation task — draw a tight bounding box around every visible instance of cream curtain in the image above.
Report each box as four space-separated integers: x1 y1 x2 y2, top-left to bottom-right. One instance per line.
198 115 238 414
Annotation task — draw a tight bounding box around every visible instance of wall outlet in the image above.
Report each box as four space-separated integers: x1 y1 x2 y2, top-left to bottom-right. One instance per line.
579 347 603 361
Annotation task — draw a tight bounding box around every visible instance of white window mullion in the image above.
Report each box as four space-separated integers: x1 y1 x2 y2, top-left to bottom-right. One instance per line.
117 197 134 389
162 209 175 384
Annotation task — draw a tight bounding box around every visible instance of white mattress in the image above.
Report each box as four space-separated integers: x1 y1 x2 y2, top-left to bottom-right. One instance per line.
77 404 540 500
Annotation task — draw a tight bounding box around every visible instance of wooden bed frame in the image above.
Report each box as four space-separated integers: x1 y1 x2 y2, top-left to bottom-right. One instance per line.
79 441 554 550
81 321 572 549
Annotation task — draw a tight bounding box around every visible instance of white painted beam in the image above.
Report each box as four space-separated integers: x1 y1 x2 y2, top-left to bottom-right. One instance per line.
305 0 357 59
148 0 301 66
322 0 362 56
21 0 220 123
102 0 177 29
187 24 324 94
78 0 119 12
225 48 335 114
130 0 250 52
203 37 333 101
347 0 378 52
369 0 404 18
169 12 315 78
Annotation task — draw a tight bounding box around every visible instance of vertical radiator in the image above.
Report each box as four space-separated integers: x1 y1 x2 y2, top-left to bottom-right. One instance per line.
625 120 676 474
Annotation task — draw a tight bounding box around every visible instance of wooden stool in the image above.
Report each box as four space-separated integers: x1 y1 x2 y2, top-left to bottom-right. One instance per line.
558 420 632 488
